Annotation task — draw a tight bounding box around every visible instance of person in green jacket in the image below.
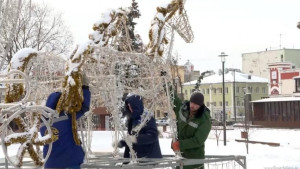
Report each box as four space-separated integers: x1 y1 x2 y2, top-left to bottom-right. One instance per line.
172 92 212 169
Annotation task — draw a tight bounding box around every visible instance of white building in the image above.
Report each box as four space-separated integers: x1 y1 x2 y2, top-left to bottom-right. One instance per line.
242 49 300 79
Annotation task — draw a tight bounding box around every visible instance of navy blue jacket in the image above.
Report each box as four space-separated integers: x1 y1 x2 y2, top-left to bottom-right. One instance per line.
123 95 162 158
40 86 91 168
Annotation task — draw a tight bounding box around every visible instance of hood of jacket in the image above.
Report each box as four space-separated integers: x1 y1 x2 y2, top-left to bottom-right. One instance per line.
125 94 144 123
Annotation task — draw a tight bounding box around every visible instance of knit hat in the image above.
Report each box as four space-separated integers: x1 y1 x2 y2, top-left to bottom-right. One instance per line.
190 92 204 106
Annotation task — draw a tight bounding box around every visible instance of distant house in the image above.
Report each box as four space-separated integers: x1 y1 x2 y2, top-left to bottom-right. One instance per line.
183 71 268 121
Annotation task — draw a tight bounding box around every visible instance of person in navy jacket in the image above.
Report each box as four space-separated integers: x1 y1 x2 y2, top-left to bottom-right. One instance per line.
118 94 162 159
40 73 91 169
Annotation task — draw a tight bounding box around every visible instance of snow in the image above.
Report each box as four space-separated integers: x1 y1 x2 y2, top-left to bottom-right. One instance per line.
156 13 165 22
10 48 37 70
1 128 299 169
293 76 300 79
151 24 159 44
157 3 169 9
252 97 300 102
73 40 94 61
94 9 113 26
90 31 103 43
184 71 269 85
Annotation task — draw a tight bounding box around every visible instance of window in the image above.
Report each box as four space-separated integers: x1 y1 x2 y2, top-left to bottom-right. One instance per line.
262 87 266 94
225 101 228 106
237 101 240 106
296 79 300 92
202 89 206 94
272 71 277 79
219 101 222 106
236 87 239 93
264 102 269 120
295 101 299 122
185 90 187 95
248 86 252 93
206 88 210 94
225 87 228 94
206 102 209 106
218 88 222 94
287 102 291 122
190 89 193 95
213 88 216 94
282 102 287 121
212 102 216 106
255 87 259 93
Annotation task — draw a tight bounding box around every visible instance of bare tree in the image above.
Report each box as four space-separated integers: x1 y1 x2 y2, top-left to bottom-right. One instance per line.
0 0 73 65
212 126 222 146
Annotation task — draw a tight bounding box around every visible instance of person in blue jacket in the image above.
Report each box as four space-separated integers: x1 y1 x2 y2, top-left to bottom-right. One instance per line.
118 94 162 159
40 73 91 169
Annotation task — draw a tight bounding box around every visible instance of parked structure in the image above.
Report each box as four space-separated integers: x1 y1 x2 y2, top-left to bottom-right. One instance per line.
183 71 268 121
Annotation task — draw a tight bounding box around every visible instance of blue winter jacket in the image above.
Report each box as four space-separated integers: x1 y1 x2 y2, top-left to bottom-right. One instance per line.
40 86 91 168
122 95 162 158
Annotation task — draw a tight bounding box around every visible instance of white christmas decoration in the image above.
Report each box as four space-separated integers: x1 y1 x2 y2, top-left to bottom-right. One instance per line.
0 0 198 168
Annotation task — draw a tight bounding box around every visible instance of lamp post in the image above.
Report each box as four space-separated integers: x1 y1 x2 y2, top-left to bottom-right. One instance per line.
218 52 227 146
233 69 237 122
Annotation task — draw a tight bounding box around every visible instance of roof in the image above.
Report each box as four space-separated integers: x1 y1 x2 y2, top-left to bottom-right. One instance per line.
242 48 300 55
183 71 268 85
293 76 300 79
252 97 300 103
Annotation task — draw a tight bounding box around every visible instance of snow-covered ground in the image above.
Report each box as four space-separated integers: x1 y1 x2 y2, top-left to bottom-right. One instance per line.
1 127 300 169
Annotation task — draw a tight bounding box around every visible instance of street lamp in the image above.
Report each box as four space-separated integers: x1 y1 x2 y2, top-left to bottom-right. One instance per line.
218 52 227 146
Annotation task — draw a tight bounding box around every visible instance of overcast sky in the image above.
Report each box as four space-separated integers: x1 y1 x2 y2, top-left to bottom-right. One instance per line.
36 0 300 73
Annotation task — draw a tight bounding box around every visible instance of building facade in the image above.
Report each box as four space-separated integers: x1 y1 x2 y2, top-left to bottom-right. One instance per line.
268 62 300 96
252 97 300 128
183 60 200 82
242 49 300 79
251 62 300 128
183 71 269 121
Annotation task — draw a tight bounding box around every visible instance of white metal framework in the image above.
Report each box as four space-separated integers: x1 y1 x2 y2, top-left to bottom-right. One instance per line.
0 0 247 168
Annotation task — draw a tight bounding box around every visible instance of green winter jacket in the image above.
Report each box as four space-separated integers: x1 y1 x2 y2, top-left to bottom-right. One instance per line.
174 101 211 168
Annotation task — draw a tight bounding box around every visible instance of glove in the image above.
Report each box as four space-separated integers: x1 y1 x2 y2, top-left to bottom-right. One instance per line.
128 135 137 144
171 141 180 151
82 73 89 86
116 140 126 148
